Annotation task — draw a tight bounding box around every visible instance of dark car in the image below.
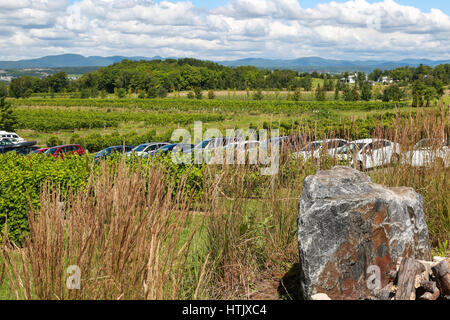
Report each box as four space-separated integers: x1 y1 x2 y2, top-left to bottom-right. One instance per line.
150 143 194 157
94 145 134 161
269 134 315 152
183 139 212 154
0 139 38 154
44 144 85 158
31 148 49 154
15 145 41 155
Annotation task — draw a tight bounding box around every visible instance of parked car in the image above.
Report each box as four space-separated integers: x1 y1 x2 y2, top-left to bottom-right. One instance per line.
225 140 261 151
292 139 348 161
183 139 212 154
149 143 194 157
333 139 366 162
31 147 49 154
270 134 315 153
94 145 134 161
0 131 25 144
15 145 41 155
44 144 85 158
339 139 401 170
0 139 37 154
127 142 170 158
184 137 241 163
403 139 449 167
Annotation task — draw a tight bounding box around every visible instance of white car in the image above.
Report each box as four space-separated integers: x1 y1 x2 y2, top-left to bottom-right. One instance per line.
338 138 401 170
0 131 25 144
292 139 348 161
126 142 170 158
207 140 261 164
404 139 449 167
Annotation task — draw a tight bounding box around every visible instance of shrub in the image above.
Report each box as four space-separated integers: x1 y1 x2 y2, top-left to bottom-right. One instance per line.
46 136 63 147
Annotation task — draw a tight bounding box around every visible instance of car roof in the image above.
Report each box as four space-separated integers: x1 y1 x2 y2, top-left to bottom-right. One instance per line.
53 144 81 148
108 145 133 149
350 139 373 144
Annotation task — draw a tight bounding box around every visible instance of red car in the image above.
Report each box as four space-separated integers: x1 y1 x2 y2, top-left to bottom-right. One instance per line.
44 144 85 158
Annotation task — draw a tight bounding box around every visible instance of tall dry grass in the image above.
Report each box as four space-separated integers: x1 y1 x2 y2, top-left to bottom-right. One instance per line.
1 160 202 299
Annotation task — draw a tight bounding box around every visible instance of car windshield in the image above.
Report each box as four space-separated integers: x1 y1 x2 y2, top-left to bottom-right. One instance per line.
133 144 149 152
338 142 365 154
323 140 343 149
414 139 442 150
45 147 58 155
301 142 321 152
159 144 176 151
96 149 111 157
194 140 211 150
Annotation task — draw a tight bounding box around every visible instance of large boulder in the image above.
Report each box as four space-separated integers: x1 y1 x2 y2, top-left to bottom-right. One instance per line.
297 166 431 300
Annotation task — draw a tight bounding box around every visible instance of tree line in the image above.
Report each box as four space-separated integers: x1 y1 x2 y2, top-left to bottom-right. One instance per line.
2 58 449 106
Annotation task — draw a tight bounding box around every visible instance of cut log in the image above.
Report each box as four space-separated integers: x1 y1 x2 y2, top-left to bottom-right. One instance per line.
395 257 425 300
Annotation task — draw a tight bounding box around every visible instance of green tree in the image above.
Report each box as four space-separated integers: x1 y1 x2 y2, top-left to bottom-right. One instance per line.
0 97 18 132
315 84 326 101
116 88 127 99
0 82 7 98
292 88 302 101
187 91 195 99
334 87 340 100
46 136 63 147
194 87 203 99
157 87 168 98
423 87 437 107
9 76 37 98
253 89 264 100
351 85 360 101
207 90 215 99
382 84 403 102
361 82 372 101
343 85 353 101
147 87 157 98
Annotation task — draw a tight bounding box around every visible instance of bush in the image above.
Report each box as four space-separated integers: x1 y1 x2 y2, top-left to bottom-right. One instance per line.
194 87 203 100
0 153 90 244
253 89 264 100
46 136 63 147
116 88 127 99
187 91 195 99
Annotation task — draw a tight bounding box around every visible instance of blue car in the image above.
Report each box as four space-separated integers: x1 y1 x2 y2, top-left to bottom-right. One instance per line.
150 143 194 157
183 139 212 154
94 145 134 160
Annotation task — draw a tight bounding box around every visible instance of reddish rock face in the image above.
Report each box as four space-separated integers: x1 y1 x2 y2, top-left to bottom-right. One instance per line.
298 166 431 300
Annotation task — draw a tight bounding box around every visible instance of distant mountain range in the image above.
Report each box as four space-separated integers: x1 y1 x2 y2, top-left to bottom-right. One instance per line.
219 57 450 72
0 54 163 69
0 54 449 72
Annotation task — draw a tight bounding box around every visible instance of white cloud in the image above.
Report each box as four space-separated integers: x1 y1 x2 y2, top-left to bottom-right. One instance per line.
0 0 449 61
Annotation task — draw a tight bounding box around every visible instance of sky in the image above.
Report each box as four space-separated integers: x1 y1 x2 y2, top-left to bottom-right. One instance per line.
1 0 450 61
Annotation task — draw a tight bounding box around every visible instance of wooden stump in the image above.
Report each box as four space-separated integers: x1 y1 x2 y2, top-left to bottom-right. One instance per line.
395 257 425 300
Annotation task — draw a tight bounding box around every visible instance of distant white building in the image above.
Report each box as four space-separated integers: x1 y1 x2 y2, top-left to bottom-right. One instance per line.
0 75 12 82
340 73 359 84
380 76 393 84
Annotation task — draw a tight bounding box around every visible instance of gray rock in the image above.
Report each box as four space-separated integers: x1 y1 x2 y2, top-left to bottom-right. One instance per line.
297 166 431 300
